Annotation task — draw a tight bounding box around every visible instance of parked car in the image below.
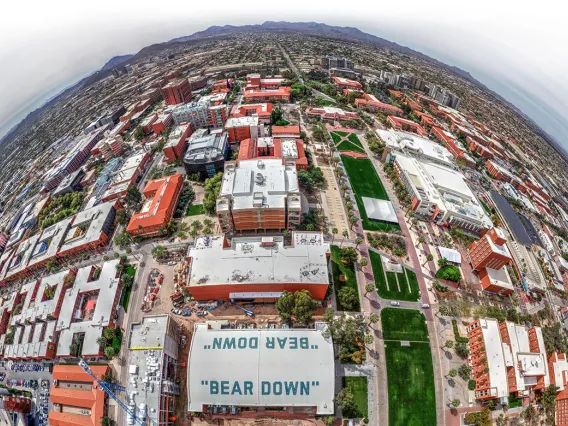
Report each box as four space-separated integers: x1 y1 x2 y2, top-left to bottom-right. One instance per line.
421 303 430 309
390 301 400 306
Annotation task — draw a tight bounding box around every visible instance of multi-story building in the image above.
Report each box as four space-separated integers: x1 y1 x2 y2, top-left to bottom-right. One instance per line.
430 126 476 168
161 78 192 105
486 160 513 182
126 174 184 237
186 233 330 301
393 154 491 234
467 319 552 402
107 152 151 188
321 55 355 72
386 116 428 136
224 116 263 143
245 74 284 90
271 125 301 138
171 98 228 129
354 94 403 115
306 106 360 122
216 159 302 233
163 122 194 162
126 315 181 426
331 77 362 91
230 103 273 124
152 112 173 135
140 113 158 134
238 137 308 170
182 129 229 179
188 75 208 91
243 87 291 103
49 364 109 426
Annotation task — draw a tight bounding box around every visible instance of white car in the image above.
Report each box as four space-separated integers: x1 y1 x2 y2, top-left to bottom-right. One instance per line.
390 301 400 306
421 303 430 309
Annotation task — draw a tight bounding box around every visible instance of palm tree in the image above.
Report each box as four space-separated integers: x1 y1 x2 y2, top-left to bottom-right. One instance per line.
355 237 362 248
331 228 338 244
360 258 368 269
340 230 349 247
203 218 213 227
423 253 433 266
364 283 375 295
190 229 198 239
417 235 425 248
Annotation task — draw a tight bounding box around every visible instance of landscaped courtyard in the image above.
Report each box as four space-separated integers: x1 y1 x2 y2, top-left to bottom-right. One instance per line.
341 155 400 232
342 376 369 419
331 130 365 154
369 251 420 301
330 245 361 311
381 308 436 426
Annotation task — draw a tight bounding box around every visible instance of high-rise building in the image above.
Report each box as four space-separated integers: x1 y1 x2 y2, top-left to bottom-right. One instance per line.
171 99 228 129
468 227 511 271
161 78 192 105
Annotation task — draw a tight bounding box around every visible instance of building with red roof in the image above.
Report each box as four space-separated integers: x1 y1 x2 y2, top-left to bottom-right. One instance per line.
430 126 476 168
238 137 308 170
225 116 262 143
332 76 362 91
271 125 301 138
212 78 234 93
243 87 291 103
386 116 428 136
230 103 273 124
49 364 108 426
415 111 434 126
245 74 284 90
161 78 192 105
468 137 494 158
126 174 184 237
354 93 403 115
306 106 359 122
387 89 403 99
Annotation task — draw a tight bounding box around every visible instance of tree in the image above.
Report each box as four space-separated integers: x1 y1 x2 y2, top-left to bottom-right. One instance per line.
341 230 349 246
271 105 284 124
448 369 457 378
464 408 491 426
458 364 472 381
450 398 460 408
364 283 375 295
423 253 434 266
334 388 355 413
103 327 116 341
151 245 167 260
104 346 116 359
540 384 559 425
125 185 142 209
339 247 358 264
122 273 134 289
355 237 362 247
332 228 339 244
360 258 368 268
520 404 537 426
369 313 379 325
203 173 223 214
444 340 454 349
115 208 131 227
495 414 508 426
338 287 359 311
114 231 131 249
275 291 295 323
417 236 425 246
364 333 374 345
101 416 111 426
292 290 316 324
455 341 469 358
133 126 145 141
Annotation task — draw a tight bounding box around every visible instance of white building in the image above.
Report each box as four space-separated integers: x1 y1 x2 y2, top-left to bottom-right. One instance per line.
187 322 334 415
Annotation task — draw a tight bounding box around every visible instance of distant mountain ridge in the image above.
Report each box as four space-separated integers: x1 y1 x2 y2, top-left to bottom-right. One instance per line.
100 54 133 71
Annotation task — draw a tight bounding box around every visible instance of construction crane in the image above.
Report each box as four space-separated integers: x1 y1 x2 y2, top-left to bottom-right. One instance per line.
78 359 155 426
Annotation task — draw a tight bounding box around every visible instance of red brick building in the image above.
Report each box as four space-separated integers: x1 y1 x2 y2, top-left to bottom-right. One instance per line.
225 116 260 143
386 116 428 136
243 87 291 103
306 106 360 122
152 112 173 135
126 174 184 238
163 123 194 162
354 93 403 115
486 160 512 182
468 227 511 271
237 137 308 170
162 79 192 105
245 74 284 90
430 126 476 168
271 125 301 138
230 103 273 124
332 76 362 90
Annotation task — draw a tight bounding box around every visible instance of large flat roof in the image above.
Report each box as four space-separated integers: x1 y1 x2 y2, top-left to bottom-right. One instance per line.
187 323 334 414
188 233 329 288
377 129 454 167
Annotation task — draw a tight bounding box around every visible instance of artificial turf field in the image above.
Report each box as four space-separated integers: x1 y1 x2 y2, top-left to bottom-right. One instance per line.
382 308 436 426
369 251 420 301
340 155 400 232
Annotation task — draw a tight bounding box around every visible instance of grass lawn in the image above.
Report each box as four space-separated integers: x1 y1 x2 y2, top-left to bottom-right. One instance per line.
337 141 365 154
335 131 348 137
509 392 523 408
330 132 343 145
187 204 205 216
343 376 368 419
480 199 491 215
381 308 429 342
341 155 400 232
386 272 399 293
120 266 136 312
330 245 360 311
347 133 363 147
385 341 436 426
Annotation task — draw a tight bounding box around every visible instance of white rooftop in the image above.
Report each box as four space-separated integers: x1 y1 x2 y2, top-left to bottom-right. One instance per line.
437 247 462 264
188 233 330 289
485 267 514 291
225 116 259 128
479 318 509 398
188 323 334 414
362 197 398 223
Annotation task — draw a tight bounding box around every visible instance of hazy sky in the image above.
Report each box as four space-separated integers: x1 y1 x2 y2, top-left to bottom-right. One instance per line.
1 0 567 146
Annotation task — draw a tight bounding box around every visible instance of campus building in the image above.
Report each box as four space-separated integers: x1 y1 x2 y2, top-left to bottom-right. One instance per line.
467 319 552 402
171 98 228 129
386 116 428 136
126 315 181 426
230 103 273 124
354 94 403 115
392 154 492 234
331 77 362 91
430 126 476 168
48 364 109 426
225 116 263 143
238 137 308 170
163 123 194 162
245 74 284 90
152 112 173 135
162 78 192 105
216 159 302 233
182 129 229 179
305 106 359 122
243 87 291 103
55 259 123 359
187 322 334 417
271 126 301 138
126 174 184 237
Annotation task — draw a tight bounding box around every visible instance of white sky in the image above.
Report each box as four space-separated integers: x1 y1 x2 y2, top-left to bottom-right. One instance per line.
1 0 567 145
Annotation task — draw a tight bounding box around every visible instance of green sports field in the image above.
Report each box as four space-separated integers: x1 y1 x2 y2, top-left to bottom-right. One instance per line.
342 376 368 419
381 308 429 342
370 251 420 301
382 308 436 426
340 155 400 232
385 342 436 426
